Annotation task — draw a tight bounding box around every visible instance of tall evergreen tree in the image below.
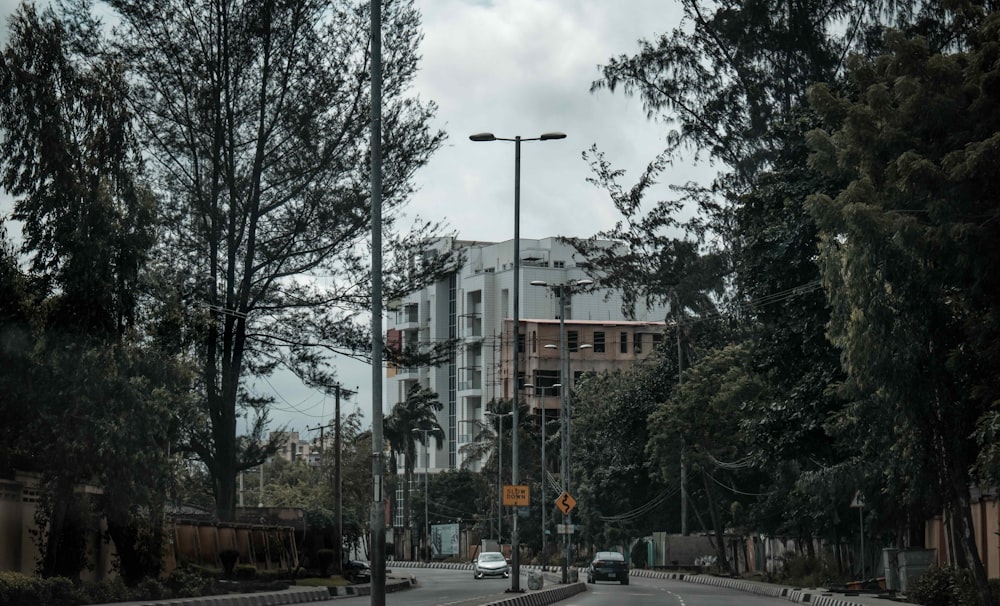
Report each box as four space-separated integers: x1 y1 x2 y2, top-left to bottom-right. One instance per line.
0 3 187 580
65 0 460 520
806 17 1000 602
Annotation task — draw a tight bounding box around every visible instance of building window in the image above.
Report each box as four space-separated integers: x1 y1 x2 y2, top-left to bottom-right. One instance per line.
517 333 525 353
593 331 605 353
534 369 561 395
635 333 643 354
568 330 579 353
553 260 565 268
620 331 628 353
532 330 537 353
652 332 664 349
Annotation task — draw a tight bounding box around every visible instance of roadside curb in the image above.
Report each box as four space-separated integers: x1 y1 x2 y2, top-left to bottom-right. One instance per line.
479 582 586 606
630 569 895 606
94 575 417 606
324 574 417 597
107 585 332 606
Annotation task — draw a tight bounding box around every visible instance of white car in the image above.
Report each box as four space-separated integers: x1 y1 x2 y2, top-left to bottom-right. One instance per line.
473 551 511 579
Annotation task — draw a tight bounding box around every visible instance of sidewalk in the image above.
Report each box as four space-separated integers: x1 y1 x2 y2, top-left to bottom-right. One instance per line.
92 575 417 606
630 569 910 606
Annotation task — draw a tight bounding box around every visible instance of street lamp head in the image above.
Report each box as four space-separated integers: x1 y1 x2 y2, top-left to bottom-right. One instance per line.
530 280 548 287
540 132 567 140
579 344 593 350
551 383 562 388
574 278 594 287
544 344 557 350
469 132 497 142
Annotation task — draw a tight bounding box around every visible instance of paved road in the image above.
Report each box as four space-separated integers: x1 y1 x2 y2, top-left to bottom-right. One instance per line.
99 566 899 606
568 576 810 606
308 568 873 606
312 567 518 605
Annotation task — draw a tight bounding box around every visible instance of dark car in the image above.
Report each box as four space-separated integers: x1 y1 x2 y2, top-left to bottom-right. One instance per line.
587 550 629 585
343 560 371 583
473 551 511 579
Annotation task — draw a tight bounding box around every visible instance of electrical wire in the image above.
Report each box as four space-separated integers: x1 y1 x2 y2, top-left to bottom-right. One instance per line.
598 487 679 523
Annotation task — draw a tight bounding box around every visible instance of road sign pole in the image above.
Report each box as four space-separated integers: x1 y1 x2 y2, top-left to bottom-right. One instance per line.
850 490 865 579
858 504 864 578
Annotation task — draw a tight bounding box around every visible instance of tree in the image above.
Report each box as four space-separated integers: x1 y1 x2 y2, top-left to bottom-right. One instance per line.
0 3 188 581
409 469 490 556
572 361 675 552
647 344 766 573
67 0 460 521
383 383 444 558
457 398 541 547
592 0 929 187
0 228 33 476
805 17 1000 602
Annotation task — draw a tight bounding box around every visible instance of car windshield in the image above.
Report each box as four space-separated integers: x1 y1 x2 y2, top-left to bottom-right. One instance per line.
480 553 505 562
596 552 624 561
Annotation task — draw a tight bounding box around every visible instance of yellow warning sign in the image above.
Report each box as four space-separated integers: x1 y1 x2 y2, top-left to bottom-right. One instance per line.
503 485 530 506
555 491 577 515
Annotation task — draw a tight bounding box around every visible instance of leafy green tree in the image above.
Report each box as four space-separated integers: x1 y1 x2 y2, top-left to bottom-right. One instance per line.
0 3 154 339
457 398 542 547
58 0 461 521
725 114 879 553
647 344 765 573
806 18 1000 602
0 229 33 475
409 469 490 556
0 3 188 581
572 361 675 553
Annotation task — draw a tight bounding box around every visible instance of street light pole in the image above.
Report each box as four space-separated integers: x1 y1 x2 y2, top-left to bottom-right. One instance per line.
412 428 431 562
485 410 512 549
532 278 592 583
525 382 561 566
471 131 565 593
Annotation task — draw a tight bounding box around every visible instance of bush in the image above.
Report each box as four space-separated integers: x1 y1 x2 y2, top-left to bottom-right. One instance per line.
908 565 978 606
0 571 42 606
316 549 335 576
166 565 212 598
234 565 257 580
777 554 836 588
133 577 166 601
76 577 130 605
41 576 77 606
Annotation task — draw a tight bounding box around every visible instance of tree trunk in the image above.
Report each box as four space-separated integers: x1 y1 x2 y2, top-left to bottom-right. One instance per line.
947 470 991 605
701 470 732 574
403 456 412 560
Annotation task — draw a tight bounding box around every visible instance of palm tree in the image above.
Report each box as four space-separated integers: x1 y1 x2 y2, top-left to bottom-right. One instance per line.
383 384 444 559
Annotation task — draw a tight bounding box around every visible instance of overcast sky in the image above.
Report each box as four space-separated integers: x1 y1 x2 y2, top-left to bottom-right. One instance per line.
1 0 711 436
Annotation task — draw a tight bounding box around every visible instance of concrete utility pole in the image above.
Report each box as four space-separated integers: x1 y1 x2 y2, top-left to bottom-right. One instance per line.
370 0 386 603
307 383 354 574
531 278 591 583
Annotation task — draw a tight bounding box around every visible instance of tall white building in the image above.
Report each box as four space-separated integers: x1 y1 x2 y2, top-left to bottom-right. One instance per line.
385 237 669 476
